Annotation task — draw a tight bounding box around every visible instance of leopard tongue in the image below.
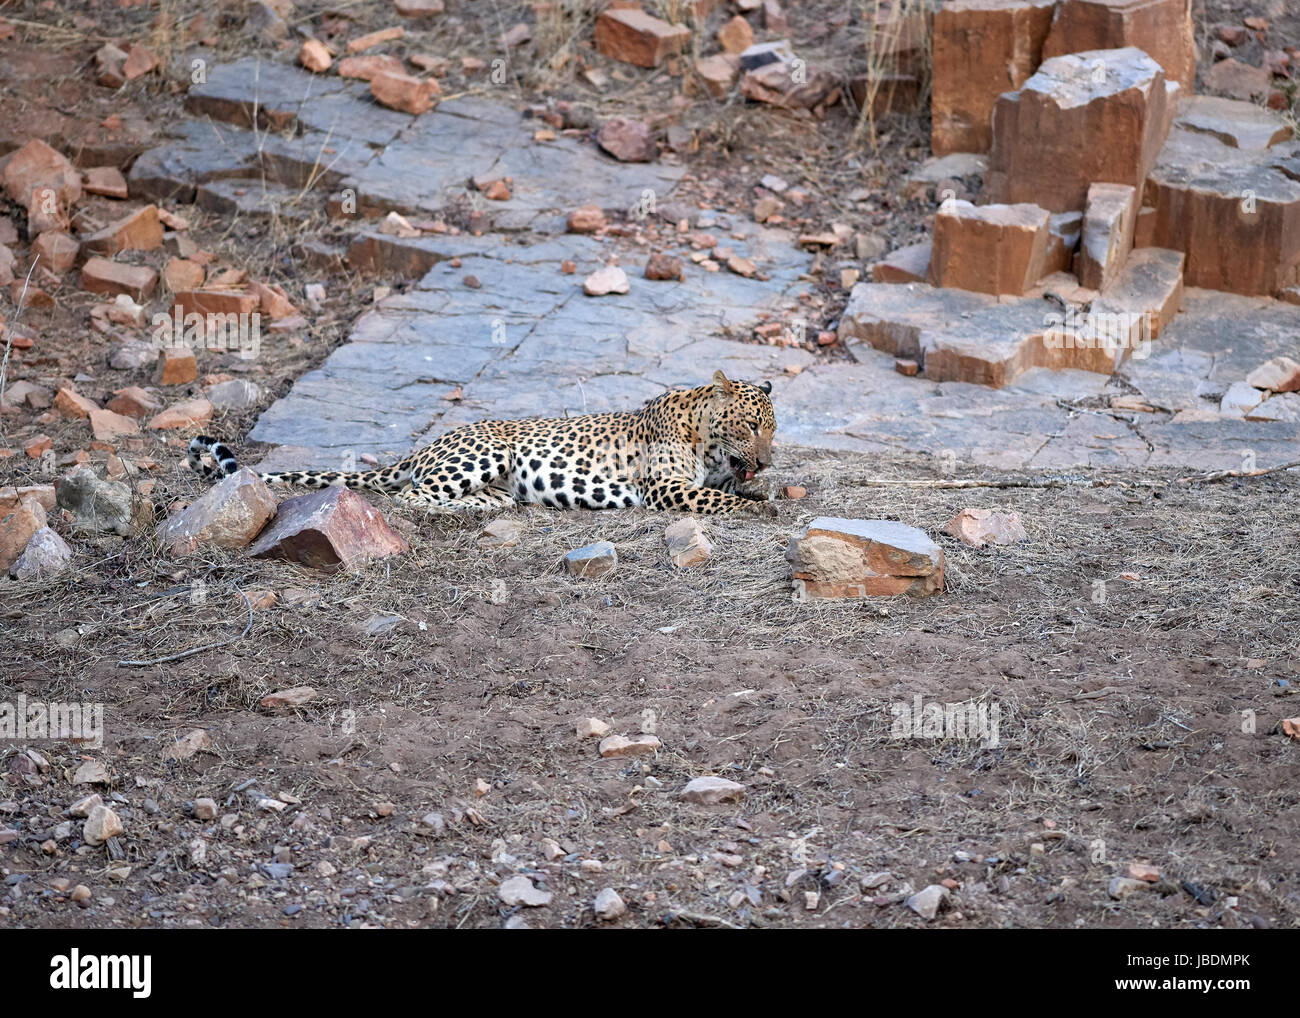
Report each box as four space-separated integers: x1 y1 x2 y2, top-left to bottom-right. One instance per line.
744 469 756 480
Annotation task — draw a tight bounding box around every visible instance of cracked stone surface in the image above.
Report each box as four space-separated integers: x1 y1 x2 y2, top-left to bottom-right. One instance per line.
141 58 1300 476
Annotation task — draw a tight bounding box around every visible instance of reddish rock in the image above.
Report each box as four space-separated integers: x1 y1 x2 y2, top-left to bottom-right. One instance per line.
0 485 56 514
82 166 129 199
9 526 72 581
566 205 607 233
1043 0 1196 91
95 43 128 88
680 776 745 804
247 486 409 571
1062 246 1184 367
984 47 1174 213
348 26 406 53
693 54 739 98
80 204 164 256
105 386 162 417
1246 357 1300 393
261 687 318 708
873 242 932 283
944 507 1028 547
123 43 159 80
645 253 683 280
89 408 140 441
740 61 840 111
147 398 212 430
931 0 1056 155
80 258 157 300
250 281 297 319
157 467 277 555
155 348 198 386
172 289 260 317
718 15 754 54
164 258 206 291
1143 127 1300 295
895 358 920 376
598 734 661 758
31 231 79 274
597 117 655 162
53 387 100 420
26 186 68 233
338 54 406 81
370 70 440 114
1044 210 1083 273
787 517 945 598
594 8 691 68
1075 183 1138 291
2 139 82 208
24 434 52 459
929 200 1050 296
1204 57 1270 101
299 39 333 73
0 497 47 572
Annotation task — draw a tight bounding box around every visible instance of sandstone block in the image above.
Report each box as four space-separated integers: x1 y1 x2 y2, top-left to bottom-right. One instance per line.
247 486 409 570
984 47 1174 213
1075 182 1138 291
787 517 945 598
931 0 1056 155
1043 0 1196 91
928 200 1050 295
1142 127 1300 295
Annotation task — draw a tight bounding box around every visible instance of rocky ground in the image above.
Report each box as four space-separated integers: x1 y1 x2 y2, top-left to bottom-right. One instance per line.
0 0 1298 929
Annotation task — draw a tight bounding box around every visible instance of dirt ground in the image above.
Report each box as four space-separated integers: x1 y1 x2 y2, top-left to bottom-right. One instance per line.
1 0 1299 929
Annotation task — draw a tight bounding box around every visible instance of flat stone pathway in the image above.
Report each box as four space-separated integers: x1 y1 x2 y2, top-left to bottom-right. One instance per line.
140 57 1300 475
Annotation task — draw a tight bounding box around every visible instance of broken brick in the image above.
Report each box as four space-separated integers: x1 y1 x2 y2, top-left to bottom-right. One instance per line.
80 257 158 300
594 8 691 68
80 204 164 256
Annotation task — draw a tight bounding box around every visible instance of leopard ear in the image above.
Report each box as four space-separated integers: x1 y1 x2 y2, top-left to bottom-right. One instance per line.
712 369 736 399
757 380 772 395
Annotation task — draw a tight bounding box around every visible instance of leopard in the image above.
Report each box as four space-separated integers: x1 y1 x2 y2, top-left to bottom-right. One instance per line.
188 370 778 516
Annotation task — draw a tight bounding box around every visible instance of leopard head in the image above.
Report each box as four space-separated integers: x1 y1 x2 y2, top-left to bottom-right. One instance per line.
707 369 776 482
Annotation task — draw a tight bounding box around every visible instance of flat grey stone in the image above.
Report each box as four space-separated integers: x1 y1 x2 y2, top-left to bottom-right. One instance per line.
1174 95 1293 151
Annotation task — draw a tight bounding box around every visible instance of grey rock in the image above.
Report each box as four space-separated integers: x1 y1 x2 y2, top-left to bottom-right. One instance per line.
57 469 148 536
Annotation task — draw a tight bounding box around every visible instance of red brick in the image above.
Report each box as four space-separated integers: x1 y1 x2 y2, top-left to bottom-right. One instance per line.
594 9 691 68
80 257 158 300
80 205 164 257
